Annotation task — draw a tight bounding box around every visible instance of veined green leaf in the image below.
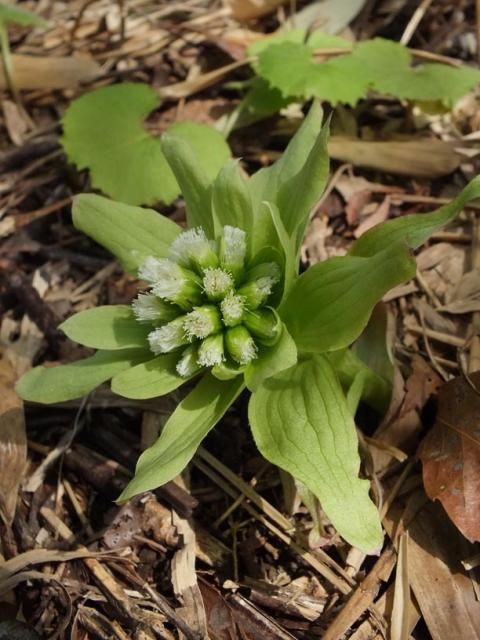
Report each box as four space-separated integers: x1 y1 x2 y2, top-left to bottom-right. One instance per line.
262 201 297 296
118 374 244 501
16 349 148 404
249 355 383 552
111 352 194 399
350 176 480 257
72 193 181 274
281 243 416 353
211 160 253 239
245 325 297 391
60 305 150 350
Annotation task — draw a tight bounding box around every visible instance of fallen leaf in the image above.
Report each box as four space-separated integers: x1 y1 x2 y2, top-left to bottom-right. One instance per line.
226 0 286 20
419 371 480 542
0 54 99 90
0 358 26 525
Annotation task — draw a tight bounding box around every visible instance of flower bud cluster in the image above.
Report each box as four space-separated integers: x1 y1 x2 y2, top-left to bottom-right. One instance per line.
132 226 282 377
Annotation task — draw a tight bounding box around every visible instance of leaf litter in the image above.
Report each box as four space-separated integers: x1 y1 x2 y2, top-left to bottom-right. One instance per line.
2 0 480 638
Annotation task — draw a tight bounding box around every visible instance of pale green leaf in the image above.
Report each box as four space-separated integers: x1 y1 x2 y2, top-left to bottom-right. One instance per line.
211 160 253 237
72 193 181 274
247 28 349 57
281 243 416 353
245 325 297 391
249 355 383 552
60 305 150 350
62 83 230 206
16 349 148 404
350 176 480 257
111 352 193 399
161 125 230 236
118 374 244 500
0 3 47 27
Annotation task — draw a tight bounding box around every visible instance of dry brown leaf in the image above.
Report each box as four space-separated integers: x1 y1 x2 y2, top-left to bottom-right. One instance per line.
328 138 461 177
419 371 480 542
226 0 286 20
0 54 100 90
0 357 26 525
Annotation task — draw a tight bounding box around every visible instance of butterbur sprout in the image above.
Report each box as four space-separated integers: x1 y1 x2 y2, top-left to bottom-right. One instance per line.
17 101 480 553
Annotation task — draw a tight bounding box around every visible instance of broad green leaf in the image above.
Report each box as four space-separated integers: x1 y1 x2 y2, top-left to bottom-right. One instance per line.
248 28 349 57
245 325 297 391
0 3 47 27
118 374 244 501
255 36 480 106
262 201 297 295
72 193 181 274
281 243 416 353
60 305 150 350
211 160 253 238
249 355 383 552
161 125 230 236
328 349 391 414
353 302 394 385
350 176 480 257
62 83 230 206
16 349 148 404
111 352 192 399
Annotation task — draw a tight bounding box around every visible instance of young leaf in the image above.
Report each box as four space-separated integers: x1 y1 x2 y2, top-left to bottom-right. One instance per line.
349 176 480 258
161 126 231 236
245 325 297 391
111 352 195 399
118 374 244 501
60 305 150 350
211 160 253 236
72 193 181 274
281 243 416 353
249 355 383 552
15 349 148 404
62 83 230 206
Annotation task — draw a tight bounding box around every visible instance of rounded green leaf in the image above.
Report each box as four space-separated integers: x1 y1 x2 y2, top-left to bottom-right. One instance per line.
60 305 150 350
249 355 383 552
72 193 181 274
16 349 148 404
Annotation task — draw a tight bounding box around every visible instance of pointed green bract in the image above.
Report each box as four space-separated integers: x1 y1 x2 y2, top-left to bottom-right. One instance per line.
161 126 231 236
349 176 480 257
249 355 383 552
111 353 193 399
16 349 148 404
211 159 254 239
72 193 181 274
60 305 150 350
118 374 244 501
281 243 416 353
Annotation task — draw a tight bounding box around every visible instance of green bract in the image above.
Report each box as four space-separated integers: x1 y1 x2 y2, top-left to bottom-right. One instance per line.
16 102 480 554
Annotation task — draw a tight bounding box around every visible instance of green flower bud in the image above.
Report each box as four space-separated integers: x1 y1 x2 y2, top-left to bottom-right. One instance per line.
183 305 222 340
142 257 202 310
148 317 189 354
220 226 247 280
220 292 245 327
169 228 218 272
202 268 234 301
132 294 179 323
176 344 202 378
244 308 281 345
237 276 276 309
197 333 225 367
225 325 257 365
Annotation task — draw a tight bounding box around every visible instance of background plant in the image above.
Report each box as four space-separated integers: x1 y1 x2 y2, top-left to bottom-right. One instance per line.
17 102 480 553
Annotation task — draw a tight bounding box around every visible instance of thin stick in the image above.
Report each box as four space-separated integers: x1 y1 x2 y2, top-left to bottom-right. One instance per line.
400 0 434 45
